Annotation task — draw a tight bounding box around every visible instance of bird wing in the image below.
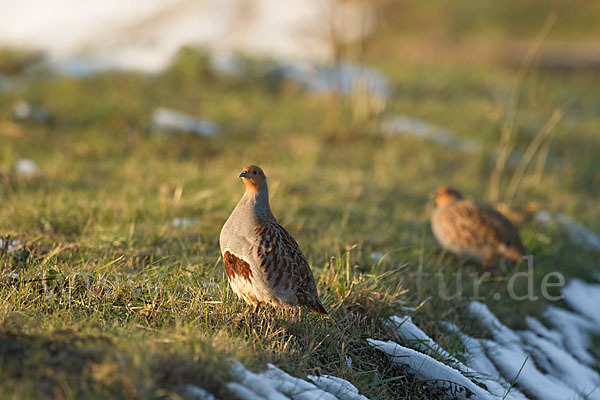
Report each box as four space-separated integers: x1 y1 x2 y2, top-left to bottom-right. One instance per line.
454 200 527 258
253 220 327 314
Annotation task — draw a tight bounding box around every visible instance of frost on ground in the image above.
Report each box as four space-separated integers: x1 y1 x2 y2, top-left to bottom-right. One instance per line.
368 279 600 400
226 362 368 400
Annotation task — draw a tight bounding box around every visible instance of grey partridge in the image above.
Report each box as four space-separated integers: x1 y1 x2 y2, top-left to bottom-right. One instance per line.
431 187 528 265
220 165 327 315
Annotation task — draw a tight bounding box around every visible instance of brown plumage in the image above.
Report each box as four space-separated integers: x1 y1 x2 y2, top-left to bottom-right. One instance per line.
219 165 327 315
431 187 528 265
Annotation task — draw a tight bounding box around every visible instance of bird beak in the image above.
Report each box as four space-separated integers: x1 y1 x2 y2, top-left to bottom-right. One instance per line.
238 171 248 178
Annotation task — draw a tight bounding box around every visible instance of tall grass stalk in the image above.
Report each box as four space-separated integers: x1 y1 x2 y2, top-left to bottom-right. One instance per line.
488 9 557 202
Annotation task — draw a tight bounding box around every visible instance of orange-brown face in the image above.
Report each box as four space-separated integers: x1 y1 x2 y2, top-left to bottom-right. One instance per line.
238 165 267 192
434 187 463 207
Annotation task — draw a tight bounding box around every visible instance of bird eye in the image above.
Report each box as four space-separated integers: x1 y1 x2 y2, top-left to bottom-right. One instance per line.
252 171 257 175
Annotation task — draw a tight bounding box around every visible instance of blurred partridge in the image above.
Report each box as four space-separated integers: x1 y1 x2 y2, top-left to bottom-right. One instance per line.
431 187 528 265
219 165 327 315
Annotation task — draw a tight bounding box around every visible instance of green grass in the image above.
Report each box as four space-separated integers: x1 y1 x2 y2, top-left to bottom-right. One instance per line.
1 18 600 398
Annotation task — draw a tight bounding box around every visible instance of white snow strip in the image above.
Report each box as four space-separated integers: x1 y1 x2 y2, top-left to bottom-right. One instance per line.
307 375 368 400
519 331 600 399
152 107 219 137
226 382 268 400
442 322 528 400
367 339 494 400
228 362 366 400
535 211 600 251
467 302 521 345
262 364 337 400
380 115 479 152
542 305 599 366
482 340 583 400
179 384 219 400
388 315 461 365
230 362 290 400
562 279 600 325
523 316 563 346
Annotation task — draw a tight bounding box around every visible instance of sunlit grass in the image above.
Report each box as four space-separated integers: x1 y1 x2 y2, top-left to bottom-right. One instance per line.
0 46 599 398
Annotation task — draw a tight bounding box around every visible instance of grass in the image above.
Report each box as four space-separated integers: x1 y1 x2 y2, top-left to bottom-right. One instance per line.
1 9 600 397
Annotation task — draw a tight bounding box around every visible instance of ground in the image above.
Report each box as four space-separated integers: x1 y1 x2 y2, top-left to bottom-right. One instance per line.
1 1 600 398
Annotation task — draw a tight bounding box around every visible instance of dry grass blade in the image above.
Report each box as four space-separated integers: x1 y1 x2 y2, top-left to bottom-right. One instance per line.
504 108 563 204
488 8 558 202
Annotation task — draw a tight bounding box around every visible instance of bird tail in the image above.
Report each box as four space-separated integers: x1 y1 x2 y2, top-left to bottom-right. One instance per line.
503 245 534 265
306 300 328 316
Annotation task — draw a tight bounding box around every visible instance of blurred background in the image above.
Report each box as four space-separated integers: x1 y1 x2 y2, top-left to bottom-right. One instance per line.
3 0 600 71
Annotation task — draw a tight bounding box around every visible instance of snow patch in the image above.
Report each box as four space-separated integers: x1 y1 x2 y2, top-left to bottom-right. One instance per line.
12 101 51 123
523 316 563 346
0 239 22 253
388 315 461 366
307 375 368 400
467 302 521 345
151 107 219 137
482 340 582 400
562 279 600 325
442 322 529 400
0 0 376 73
228 362 368 400
15 158 40 177
368 339 493 400
179 384 218 400
519 330 600 397
542 305 599 366
171 217 199 228
380 115 478 152
535 210 600 251
374 279 600 400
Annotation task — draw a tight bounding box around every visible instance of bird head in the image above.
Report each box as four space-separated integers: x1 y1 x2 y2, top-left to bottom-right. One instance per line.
239 165 267 193
434 187 463 207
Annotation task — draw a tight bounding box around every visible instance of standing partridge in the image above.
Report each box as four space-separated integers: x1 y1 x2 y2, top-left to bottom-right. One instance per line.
219 165 327 315
431 187 528 265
